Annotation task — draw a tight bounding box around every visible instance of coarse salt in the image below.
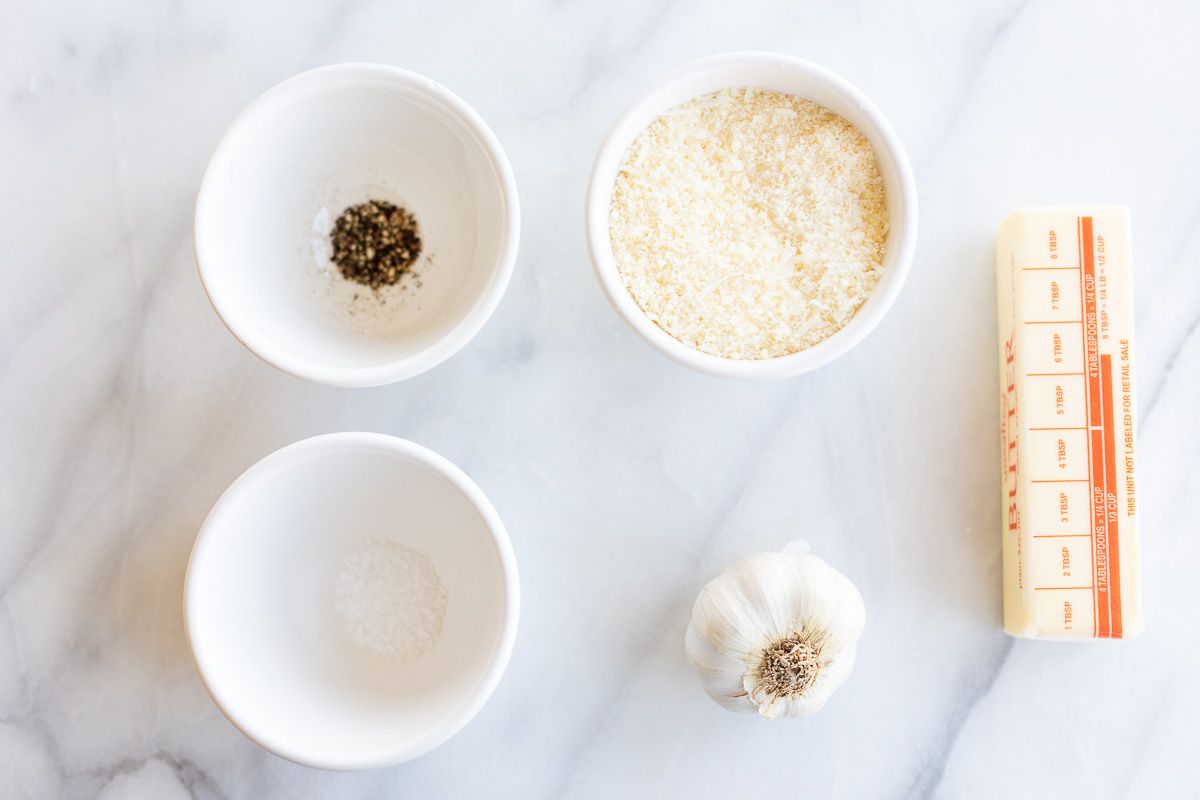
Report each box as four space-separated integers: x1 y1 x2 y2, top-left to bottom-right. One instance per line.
609 88 889 359
335 538 448 663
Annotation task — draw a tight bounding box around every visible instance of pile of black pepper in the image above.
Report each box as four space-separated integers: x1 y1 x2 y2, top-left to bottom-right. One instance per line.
330 199 422 290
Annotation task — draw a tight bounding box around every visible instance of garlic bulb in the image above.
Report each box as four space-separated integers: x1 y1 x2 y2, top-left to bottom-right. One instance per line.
684 542 865 719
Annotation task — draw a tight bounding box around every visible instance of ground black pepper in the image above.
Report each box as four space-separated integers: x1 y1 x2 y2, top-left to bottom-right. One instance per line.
330 200 422 290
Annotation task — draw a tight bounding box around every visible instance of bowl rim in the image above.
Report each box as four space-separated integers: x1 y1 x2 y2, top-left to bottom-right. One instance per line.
585 51 918 379
194 63 521 388
183 432 521 770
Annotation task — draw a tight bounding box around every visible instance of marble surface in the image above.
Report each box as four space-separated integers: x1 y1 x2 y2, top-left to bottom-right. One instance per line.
3 0 1199 797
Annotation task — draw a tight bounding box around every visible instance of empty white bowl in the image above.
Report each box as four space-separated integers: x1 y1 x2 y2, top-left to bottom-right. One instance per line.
195 64 520 387
184 433 519 769
586 52 918 379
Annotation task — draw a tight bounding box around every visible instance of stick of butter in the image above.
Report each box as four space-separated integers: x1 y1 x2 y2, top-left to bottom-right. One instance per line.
996 207 1143 639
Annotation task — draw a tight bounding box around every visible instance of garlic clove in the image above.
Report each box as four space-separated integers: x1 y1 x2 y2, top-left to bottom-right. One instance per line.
784 552 866 649
730 553 804 640
685 633 757 712
691 569 774 656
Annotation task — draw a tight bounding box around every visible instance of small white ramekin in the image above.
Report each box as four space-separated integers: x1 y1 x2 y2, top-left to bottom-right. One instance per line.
195 64 520 388
586 52 918 379
184 433 519 770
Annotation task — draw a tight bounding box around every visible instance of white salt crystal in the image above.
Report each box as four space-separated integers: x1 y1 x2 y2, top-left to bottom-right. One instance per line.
335 538 448 663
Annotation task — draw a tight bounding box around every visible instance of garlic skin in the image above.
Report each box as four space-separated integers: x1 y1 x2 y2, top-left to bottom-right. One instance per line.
684 542 865 719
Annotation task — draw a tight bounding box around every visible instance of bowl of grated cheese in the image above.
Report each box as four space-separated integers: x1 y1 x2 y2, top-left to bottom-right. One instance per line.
586 51 917 378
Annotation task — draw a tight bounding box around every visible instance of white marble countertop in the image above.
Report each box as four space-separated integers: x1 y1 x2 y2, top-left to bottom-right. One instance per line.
4 1 1199 797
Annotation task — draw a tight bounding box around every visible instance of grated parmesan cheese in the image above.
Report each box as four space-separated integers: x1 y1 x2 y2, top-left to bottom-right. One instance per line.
609 88 889 360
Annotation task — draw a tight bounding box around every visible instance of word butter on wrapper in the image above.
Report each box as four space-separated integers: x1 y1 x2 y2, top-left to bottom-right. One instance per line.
996 207 1143 640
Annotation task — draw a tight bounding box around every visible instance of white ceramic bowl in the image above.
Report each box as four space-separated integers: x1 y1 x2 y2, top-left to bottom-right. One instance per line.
195 64 520 387
586 52 918 379
184 433 519 769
